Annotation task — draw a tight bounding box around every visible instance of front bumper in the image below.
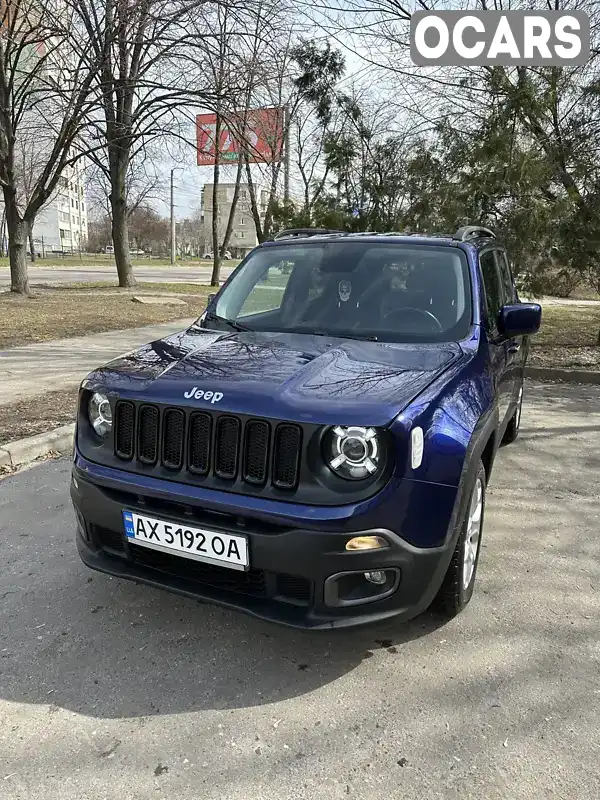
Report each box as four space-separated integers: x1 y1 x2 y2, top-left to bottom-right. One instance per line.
71 461 459 630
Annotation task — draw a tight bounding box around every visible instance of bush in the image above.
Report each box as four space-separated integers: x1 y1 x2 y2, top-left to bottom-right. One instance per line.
543 269 583 298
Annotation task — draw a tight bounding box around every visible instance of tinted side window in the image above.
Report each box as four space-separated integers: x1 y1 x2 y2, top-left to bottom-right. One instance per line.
496 251 515 303
479 250 503 327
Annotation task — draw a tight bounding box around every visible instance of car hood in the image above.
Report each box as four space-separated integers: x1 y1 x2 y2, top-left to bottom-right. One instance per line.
87 326 463 427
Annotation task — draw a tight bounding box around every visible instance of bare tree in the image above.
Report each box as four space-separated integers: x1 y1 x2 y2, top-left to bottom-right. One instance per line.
0 0 102 293
77 0 221 288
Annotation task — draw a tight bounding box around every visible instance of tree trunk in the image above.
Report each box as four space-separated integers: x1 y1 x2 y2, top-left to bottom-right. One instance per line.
28 226 36 262
210 113 222 287
111 196 135 287
0 208 6 257
109 150 135 287
245 156 264 243
262 162 282 241
4 187 29 294
220 158 244 257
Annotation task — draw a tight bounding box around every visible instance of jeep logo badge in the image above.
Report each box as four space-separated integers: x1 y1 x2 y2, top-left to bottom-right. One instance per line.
183 387 223 403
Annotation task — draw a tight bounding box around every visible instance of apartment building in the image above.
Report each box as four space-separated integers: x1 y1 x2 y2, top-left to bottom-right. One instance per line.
201 183 269 257
32 163 88 253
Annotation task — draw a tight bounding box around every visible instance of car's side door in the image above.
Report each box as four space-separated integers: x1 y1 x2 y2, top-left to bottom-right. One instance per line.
479 249 513 425
495 249 524 406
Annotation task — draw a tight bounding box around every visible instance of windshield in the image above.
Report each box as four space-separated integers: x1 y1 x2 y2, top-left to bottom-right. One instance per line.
209 241 472 343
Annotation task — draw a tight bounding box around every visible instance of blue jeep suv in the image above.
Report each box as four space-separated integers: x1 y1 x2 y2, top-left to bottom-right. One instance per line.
71 226 541 629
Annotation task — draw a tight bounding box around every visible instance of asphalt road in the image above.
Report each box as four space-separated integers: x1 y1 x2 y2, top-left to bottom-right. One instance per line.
1 381 599 800
0 265 235 285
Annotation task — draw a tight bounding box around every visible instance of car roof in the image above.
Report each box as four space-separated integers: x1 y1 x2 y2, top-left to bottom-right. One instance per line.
262 228 504 252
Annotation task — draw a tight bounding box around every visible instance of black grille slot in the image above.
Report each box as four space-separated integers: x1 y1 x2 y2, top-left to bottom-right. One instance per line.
115 401 135 459
275 574 311 605
243 420 270 485
91 524 125 553
215 416 240 479
162 408 185 469
273 424 302 489
188 412 212 475
130 544 266 597
138 405 159 464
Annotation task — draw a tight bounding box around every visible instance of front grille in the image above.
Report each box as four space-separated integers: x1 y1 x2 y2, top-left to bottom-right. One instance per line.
273 424 302 489
138 405 159 464
243 421 270 484
162 408 185 469
188 412 211 474
130 544 267 597
215 416 240 479
115 403 302 491
115 401 135 459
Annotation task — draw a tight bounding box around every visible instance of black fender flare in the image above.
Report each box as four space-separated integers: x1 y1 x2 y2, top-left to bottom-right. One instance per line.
443 403 499 547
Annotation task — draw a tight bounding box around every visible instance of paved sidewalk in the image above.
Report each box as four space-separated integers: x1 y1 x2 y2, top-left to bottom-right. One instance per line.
0 318 194 407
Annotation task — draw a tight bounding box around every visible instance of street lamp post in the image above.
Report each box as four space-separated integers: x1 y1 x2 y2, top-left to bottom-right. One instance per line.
170 167 184 265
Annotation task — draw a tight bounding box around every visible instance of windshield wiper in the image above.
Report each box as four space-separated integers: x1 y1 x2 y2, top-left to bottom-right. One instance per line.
311 329 378 342
204 312 251 332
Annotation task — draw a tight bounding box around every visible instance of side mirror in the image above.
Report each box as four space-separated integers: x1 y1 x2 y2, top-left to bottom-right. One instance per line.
207 293 216 307
497 303 542 338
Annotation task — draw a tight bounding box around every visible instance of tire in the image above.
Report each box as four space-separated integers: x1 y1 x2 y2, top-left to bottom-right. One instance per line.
432 460 486 618
502 383 523 445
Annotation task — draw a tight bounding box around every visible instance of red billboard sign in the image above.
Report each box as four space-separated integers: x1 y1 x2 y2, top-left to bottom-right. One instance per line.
196 107 284 166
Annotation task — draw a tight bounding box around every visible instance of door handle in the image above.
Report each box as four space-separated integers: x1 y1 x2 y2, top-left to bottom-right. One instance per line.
507 342 521 354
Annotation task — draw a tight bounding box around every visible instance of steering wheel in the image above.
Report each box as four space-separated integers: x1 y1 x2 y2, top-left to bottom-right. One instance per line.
383 306 443 333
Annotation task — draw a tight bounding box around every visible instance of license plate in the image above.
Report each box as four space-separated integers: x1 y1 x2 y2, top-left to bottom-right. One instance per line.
122 511 249 571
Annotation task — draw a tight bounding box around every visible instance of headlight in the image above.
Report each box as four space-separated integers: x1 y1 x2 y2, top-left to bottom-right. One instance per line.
325 425 380 480
88 392 112 437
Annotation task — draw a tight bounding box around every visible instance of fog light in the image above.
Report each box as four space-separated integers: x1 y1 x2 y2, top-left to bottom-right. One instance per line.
345 535 387 551
364 570 387 585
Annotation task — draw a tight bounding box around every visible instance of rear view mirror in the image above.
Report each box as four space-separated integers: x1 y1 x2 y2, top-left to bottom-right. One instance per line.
498 303 542 338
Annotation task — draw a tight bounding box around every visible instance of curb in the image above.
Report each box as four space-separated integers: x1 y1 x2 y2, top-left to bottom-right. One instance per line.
0 423 74 470
525 366 600 385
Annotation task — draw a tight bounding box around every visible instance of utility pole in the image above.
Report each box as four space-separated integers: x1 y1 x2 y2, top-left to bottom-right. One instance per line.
170 168 176 265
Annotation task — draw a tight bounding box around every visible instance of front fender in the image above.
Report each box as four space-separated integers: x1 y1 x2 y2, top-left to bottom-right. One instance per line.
389 332 498 544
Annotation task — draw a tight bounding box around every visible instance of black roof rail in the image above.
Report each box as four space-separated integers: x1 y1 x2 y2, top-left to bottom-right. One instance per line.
273 228 345 240
453 225 496 242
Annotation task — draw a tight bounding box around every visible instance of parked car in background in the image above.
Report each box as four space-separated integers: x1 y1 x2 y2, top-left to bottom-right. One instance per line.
203 251 232 260
72 226 541 630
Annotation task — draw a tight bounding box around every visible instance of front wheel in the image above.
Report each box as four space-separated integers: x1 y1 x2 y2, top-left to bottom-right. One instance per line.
502 384 523 445
432 460 486 618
